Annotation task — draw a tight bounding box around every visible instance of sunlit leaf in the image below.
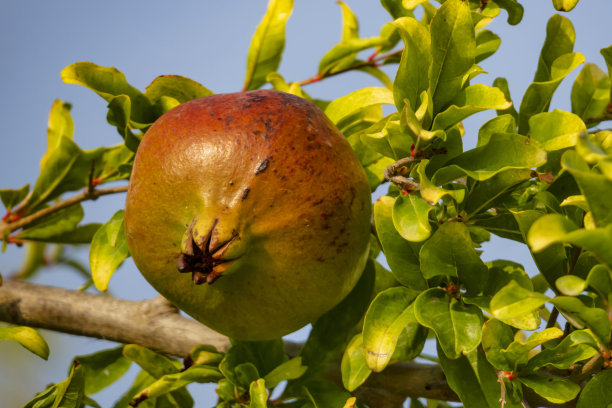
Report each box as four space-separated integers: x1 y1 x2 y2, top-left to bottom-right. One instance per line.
244 0 293 90
74 346 132 395
392 193 434 242
517 374 580 405
577 370 612 408
392 17 430 111
420 222 487 295
552 296 611 345
362 286 420 372
0 184 30 212
431 84 512 131
42 100 74 169
552 0 580 12
526 329 598 371
433 133 547 184
324 87 394 125
414 288 483 359
61 62 154 124
89 210 129 292
340 334 371 391
373 196 426 289
429 0 475 114
571 63 610 122
493 0 524 25
0 325 49 360
475 30 501 63
490 280 549 321
529 109 586 151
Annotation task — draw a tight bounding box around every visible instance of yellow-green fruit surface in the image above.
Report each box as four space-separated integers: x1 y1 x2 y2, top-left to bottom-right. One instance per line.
124 90 371 340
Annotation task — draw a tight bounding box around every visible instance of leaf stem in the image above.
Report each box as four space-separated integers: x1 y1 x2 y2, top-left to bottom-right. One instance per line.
297 48 403 86
584 111 612 125
0 185 128 238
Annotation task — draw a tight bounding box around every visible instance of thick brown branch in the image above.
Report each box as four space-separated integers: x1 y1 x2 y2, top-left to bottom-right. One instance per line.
0 185 128 237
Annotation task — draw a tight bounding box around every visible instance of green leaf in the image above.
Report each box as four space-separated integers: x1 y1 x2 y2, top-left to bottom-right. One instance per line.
490 280 549 321
131 365 222 404
534 14 576 83
464 169 532 216
414 288 483 359
502 328 563 369
562 150 612 228
74 346 131 395
481 319 515 370
263 357 307 389
106 95 142 151
289 260 374 388
555 275 586 296
340 334 371 392
318 37 385 76
243 0 293 90
526 329 598 371
433 133 547 184
26 136 81 210
571 63 610 122
42 100 74 169
492 77 519 120
601 45 612 103
552 296 611 345
528 213 612 269
0 325 49 359
186 345 223 367
392 17 430 111
494 0 524 25
0 184 30 212
144 75 213 105
420 222 487 295
235 363 260 390
577 369 612 408
552 0 580 12
374 196 426 289
475 30 501 63
392 193 434 242
111 369 156 408
302 381 354 408
248 379 268 408
517 374 580 405
16 205 88 243
54 361 86 408
518 52 585 133
362 287 420 372
417 160 465 204
324 87 394 125
437 345 497 408
89 210 129 292
123 344 179 379
61 62 154 124
529 109 586 151
431 84 512 131
380 0 415 19
513 210 569 287
429 0 475 114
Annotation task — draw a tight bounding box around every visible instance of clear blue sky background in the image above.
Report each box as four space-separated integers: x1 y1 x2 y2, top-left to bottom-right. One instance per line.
0 1 609 407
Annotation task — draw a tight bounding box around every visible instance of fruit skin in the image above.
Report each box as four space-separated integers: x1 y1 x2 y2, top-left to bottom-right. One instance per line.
124 90 371 341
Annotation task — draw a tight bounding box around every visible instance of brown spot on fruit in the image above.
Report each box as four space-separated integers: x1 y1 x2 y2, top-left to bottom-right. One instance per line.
241 188 250 200
255 157 271 175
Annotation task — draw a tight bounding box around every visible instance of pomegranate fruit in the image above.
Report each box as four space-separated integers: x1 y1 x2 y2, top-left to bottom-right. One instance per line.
124 90 371 340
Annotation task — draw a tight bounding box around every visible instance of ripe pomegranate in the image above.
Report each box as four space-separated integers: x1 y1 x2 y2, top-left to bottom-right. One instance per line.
124 90 371 340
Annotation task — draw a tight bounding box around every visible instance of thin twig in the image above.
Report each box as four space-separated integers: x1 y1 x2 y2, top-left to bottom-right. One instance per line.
383 156 421 191
0 185 128 237
297 48 403 86
583 111 612 125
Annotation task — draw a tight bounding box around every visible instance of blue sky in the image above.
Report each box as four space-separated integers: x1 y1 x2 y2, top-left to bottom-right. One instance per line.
0 1 610 406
